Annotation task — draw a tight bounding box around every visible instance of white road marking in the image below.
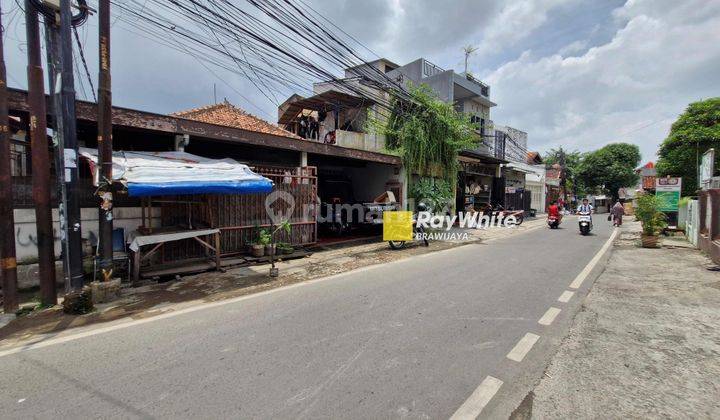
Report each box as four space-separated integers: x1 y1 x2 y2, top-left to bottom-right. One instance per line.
569 228 619 289
557 290 574 303
0 253 432 358
506 333 540 362
538 307 562 326
0 220 555 358
450 376 504 420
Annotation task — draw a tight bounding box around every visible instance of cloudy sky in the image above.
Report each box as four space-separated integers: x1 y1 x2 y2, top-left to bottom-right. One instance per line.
3 0 720 162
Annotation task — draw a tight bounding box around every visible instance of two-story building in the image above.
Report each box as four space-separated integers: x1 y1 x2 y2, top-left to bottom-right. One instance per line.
278 57 507 215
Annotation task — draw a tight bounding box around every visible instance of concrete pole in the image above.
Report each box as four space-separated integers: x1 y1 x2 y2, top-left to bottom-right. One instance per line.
58 0 84 291
97 0 114 281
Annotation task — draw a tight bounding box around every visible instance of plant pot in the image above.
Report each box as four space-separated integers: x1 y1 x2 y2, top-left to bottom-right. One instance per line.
265 244 276 256
250 244 265 257
641 234 659 248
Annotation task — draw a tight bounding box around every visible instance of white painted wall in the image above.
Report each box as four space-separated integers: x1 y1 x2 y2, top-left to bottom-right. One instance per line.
686 199 699 247
13 207 161 262
527 182 546 213
334 130 386 153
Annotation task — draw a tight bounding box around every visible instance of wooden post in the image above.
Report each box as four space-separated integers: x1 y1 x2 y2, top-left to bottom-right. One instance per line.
25 1 57 306
0 4 19 312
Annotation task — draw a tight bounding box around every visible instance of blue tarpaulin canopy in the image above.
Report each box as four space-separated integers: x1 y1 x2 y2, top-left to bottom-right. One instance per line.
79 148 274 197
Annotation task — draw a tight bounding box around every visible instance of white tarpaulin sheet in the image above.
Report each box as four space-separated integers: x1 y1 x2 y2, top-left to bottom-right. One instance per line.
78 147 273 197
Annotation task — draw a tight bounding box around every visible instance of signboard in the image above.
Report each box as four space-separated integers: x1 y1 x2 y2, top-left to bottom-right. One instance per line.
656 177 682 212
700 148 715 189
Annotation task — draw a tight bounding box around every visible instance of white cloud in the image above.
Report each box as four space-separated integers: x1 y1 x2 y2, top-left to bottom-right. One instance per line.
558 40 588 57
474 0 576 56
486 0 720 161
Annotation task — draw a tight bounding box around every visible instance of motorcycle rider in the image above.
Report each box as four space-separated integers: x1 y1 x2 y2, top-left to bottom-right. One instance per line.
577 198 594 227
548 200 562 223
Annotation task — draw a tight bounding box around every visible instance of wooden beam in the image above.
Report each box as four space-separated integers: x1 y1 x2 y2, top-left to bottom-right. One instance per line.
7 88 401 165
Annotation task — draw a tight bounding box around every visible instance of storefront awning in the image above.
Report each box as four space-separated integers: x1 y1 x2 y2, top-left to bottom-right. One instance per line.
79 147 273 197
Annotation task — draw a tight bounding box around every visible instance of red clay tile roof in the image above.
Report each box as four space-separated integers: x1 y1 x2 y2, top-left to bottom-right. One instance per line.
172 101 299 139
526 151 542 164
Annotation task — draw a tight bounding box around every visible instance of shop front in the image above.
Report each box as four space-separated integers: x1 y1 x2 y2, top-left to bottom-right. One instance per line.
457 154 504 214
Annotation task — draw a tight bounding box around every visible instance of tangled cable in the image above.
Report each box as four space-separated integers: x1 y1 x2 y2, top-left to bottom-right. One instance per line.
27 0 90 26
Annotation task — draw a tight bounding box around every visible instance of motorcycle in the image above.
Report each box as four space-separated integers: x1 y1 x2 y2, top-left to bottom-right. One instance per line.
547 215 561 229
578 211 592 235
388 203 431 250
486 204 525 226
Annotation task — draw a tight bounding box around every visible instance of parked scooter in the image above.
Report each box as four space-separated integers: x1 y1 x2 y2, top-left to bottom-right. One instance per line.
388 203 431 250
547 215 561 229
490 204 525 226
578 211 593 235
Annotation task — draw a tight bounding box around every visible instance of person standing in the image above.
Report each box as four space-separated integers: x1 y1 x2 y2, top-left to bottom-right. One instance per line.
611 201 625 227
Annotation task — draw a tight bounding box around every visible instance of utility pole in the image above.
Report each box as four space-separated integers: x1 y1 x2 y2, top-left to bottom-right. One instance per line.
44 6 68 291
44 1 84 293
558 147 568 204
58 0 85 291
0 5 19 313
25 0 57 305
97 0 114 281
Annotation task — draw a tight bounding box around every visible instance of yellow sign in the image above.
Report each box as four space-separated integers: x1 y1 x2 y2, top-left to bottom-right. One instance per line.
383 211 413 241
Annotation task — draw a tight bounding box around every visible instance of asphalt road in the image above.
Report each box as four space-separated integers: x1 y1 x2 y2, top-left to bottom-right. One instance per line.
1 217 614 419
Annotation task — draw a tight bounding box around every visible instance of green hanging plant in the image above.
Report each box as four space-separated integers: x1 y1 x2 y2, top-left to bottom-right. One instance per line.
370 83 479 184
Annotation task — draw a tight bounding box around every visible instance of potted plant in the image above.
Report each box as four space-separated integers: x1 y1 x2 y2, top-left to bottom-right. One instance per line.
249 238 265 257
268 220 292 277
635 194 668 248
258 228 273 256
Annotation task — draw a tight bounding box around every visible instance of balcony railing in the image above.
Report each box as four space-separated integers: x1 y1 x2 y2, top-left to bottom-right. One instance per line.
465 73 490 97
422 60 445 78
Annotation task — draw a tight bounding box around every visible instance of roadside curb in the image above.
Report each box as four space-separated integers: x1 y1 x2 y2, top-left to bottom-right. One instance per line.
0 219 549 353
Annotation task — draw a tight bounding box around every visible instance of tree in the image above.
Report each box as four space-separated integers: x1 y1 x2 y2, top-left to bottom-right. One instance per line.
656 98 720 196
576 143 640 200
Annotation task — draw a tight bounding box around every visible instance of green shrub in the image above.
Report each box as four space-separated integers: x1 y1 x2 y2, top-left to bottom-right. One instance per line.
410 177 452 213
258 229 272 246
635 194 668 236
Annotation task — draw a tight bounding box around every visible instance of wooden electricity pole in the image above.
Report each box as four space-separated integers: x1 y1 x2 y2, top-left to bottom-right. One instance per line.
25 0 57 305
0 4 19 313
